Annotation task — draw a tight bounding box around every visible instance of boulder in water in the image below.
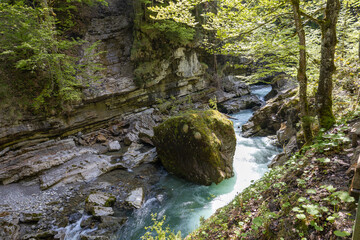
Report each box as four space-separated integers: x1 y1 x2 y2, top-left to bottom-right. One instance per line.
153 110 236 185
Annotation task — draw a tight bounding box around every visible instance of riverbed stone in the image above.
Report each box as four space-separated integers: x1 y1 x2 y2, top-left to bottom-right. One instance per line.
221 75 250 97
218 94 262 114
126 188 144 209
86 192 116 207
91 206 114 217
108 141 121 151
264 74 298 101
19 211 42 223
99 216 127 230
153 109 236 185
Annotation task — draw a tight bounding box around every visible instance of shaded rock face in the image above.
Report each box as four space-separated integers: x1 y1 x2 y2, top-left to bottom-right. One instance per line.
264 74 298 101
218 95 262 114
153 110 236 185
221 75 250 97
213 75 262 114
242 88 300 138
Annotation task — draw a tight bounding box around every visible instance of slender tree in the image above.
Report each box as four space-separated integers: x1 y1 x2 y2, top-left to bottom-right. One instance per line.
315 0 340 130
291 0 312 143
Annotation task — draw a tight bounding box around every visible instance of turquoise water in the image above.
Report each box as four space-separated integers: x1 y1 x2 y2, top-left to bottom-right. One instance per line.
118 85 281 239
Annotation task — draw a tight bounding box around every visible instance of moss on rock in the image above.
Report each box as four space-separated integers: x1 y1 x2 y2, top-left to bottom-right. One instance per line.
153 109 236 185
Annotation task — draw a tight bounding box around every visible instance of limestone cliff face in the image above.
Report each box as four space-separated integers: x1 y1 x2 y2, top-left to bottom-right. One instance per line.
0 0 209 152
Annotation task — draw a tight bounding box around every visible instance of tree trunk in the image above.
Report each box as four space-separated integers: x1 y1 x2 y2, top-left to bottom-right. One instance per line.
291 0 312 143
316 0 340 130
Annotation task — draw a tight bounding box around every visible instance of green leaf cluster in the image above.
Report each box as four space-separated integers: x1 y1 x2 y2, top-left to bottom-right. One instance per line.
0 0 105 114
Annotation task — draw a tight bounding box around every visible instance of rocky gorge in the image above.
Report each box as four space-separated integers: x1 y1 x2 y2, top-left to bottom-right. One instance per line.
0 0 271 239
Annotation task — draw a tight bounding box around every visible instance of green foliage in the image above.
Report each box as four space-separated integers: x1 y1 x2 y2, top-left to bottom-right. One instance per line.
188 118 357 239
0 0 105 114
148 20 195 45
334 230 351 237
208 96 218 111
141 213 182 240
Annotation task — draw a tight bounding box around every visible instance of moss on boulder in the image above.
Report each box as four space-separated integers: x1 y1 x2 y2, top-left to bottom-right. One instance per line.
153 109 236 185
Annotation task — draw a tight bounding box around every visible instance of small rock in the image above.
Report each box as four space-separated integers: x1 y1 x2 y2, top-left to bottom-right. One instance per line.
80 216 93 228
98 216 127 230
86 192 116 207
124 132 137 146
96 134 107 143
68 212 82 224
108 141 121 151
110 125 121 136
126 188 144 209
19 211 42 223
91 206 114 217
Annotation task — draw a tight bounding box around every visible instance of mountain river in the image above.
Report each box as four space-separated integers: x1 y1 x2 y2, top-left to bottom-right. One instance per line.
64 85 281 239
118 85 280 239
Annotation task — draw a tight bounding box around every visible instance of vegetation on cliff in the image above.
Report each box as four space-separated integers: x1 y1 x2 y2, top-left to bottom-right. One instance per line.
0 0 105 114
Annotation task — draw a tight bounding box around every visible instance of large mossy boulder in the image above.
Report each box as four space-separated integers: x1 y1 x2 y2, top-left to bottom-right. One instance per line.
153 110 236 185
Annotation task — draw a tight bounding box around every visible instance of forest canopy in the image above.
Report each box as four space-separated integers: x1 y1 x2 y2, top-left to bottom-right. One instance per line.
150 0 360 139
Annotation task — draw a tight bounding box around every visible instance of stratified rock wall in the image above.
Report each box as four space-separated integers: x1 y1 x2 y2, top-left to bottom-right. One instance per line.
0 0 208 151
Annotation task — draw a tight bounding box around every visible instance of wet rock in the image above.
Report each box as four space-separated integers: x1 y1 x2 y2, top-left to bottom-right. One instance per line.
242 88 299 137
269 136 298 168
121 143 157 169
126 188 144 209
80 234 110 240
218 95 262 114
108 141 121 151
80 216 94 228
268 153 287 168
264 74 298 101
19 211 42 223
68 212 82 224
23 230 55 239
153 110 236 185
91 206 114 217
99 216 127 230
221 75 250 97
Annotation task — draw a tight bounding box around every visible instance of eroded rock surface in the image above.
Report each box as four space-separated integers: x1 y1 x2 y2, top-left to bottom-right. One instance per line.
153 110 236 185
219 95 262 114
125 188 144 209
242 88 299 138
